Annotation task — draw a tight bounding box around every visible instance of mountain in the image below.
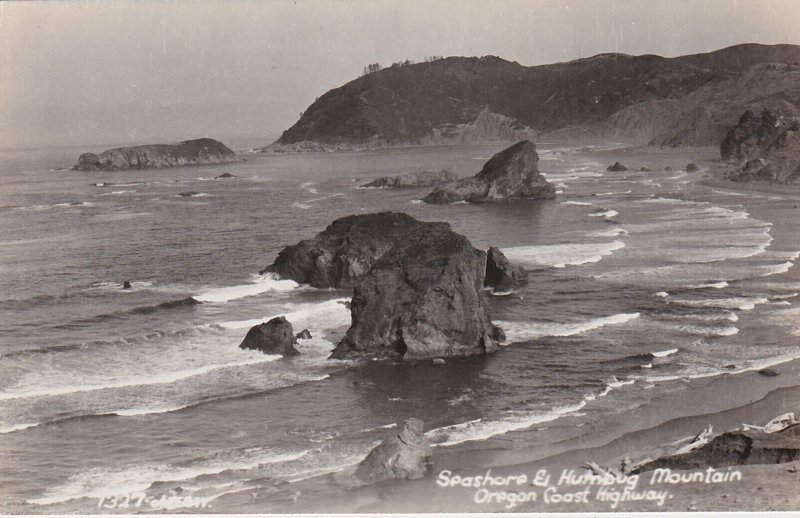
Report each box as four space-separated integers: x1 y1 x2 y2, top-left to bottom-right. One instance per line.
265 44 800 150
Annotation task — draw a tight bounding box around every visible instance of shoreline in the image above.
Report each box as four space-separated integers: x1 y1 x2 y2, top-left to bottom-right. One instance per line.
208 143 800 514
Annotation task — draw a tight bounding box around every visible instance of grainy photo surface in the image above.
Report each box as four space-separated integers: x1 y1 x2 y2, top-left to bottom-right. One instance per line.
1 0 800 514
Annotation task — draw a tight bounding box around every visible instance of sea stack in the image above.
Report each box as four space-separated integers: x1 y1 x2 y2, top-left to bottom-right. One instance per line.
72 138 241 171
423 140 555 203
239 316 300 356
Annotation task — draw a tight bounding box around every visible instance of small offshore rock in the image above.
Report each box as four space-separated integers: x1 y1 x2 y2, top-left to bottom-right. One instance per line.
122 281 132 289
686 163 700 172
640 166 651 171
178 191 200 197
295 329 313 340
216 172 237 179
239 316 300 356
758 368 780 377
606 162 628 172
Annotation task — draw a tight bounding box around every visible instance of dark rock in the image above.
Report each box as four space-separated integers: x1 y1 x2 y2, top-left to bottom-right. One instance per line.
73 138 241 171
216 172 237 179
721 109 781 162
262 212 440 289
484 247 527 292
122 281 132 289
362 169 458 188
726 116 800 184
686 163 700 171
640 166 651 172
295 329 313 340
330 222 503 360
665 166 673 171
724 364 736 370
178 191 200 197
633 425 800 473
607 162 628 172
423 141 555 203
758 368 780 377
239 316 300 356
336 418 432 489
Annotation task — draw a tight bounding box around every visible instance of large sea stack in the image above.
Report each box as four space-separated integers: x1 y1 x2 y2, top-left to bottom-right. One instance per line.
423 140 555 203
330 220 503 360
72 138 241 171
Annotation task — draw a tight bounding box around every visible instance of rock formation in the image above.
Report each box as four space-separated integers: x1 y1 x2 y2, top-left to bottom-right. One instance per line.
686 163 700 172
362 169 458 188
330 222 503 360
295 329 313 340
262 212 443 289
239 316 300 356
336 418 432 489
423 140 555 203
484 247 527 292
606 162 627 172
722 109 800 184
72 138 241 171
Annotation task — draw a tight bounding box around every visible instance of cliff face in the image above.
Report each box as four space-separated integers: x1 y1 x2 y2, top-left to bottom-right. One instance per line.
73 138 240 171
271 44 800 148
724 109 800 184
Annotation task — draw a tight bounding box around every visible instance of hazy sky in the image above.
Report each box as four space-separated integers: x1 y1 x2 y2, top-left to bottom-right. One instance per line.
1 0 799 150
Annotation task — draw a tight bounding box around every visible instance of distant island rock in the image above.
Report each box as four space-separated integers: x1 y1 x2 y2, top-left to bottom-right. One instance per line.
72 138 241 171
423 140 555 203
361 169 458 188
260 44 800 150
330 218 503 360
723 109 800 184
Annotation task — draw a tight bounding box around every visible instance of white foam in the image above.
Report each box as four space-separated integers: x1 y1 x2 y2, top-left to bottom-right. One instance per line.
0 422 39 434
427 401 587 447
496 312 640 342
655 292 669 298
0 357 279 402
218 298 351 331
670 296 768 311
588 227 628 237
409 199 423 204
501 240 625 268
589 209 619 218
597 190 632 196
689 281 729 289
652 348 678 358
27 448 311 506
664 323 740 337
195 273 299 303
761 261 794 277
561 200 594 206
300 181 318 194
641 364 653 369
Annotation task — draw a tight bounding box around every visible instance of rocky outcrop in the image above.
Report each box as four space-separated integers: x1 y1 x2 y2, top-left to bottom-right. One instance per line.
423 140 555 203
362 169 458 188
633 423 800 473
336 418 432 489
330 221 503 360
607 162 627 172
686 163 700 172
723 109 800 184
239 317 300 356
484 247 527 292
72 138 241 171
295 329 313 340
262 212 442 289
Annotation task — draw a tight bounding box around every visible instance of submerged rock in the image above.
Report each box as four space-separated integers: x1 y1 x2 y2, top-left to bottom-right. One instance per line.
336 418 432 489
606 162 628 172
239 316 300 356
362 169 458 188
72 138 241 171
262 212 439 289
484 247 527 292
423 140 555 203
330 222 503 360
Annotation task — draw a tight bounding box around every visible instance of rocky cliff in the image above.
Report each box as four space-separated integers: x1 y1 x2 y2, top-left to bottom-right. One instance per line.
266 44 800 149
73 138 241 170
423 140 555 203
722 109 800 184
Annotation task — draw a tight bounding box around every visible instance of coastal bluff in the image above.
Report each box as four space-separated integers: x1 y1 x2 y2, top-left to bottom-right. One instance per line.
423 140 555 203
723 109 800 184
72 138 241 171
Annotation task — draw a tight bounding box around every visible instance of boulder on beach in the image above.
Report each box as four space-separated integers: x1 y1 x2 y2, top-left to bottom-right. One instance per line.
330 221 504 360
606 162 628 172
484 246 527 292
336 418 432 489
262 212 440 289
72 138 241 171
362 169 458 188
423 140 555 203
239 316 300 356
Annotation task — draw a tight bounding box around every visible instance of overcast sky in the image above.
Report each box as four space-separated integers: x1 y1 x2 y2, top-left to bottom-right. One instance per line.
1 0 799 150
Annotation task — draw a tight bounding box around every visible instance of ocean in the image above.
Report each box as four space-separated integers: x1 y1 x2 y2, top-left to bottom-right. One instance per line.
0 140 798 513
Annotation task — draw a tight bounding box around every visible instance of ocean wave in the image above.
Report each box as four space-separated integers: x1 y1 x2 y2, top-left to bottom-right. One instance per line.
760 261 794 277
585 376 636 400
427 401 588 447
670 296 768 311
300 181 318 194
27 447 312 506
195 273 299 303
15 201 93 211
495 312 640 342
651 348 678 358
561 200 594 206
0 357 280 402
217 298 351 332
501 240 625 269
659 322 740 337
589 209 619 218
688 281 729 289
587 227 627 237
